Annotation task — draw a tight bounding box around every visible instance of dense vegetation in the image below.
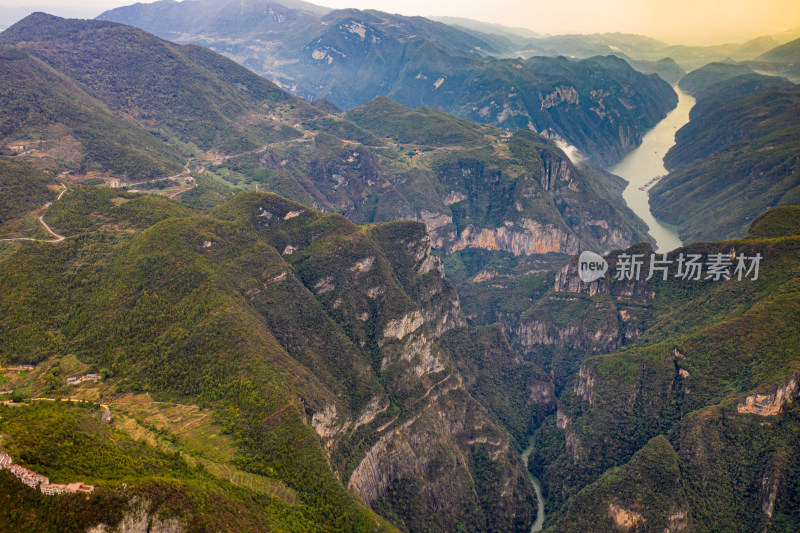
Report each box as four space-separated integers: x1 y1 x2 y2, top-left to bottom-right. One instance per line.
345 97 486 147
462 206 800 531
0 157 55 224
0 402 324 532
650 75 800 242
0 45 184 181
0 188 538 531
0 13 312 156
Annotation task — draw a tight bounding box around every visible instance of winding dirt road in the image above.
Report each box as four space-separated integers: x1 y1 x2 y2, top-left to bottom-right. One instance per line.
0 184 67 243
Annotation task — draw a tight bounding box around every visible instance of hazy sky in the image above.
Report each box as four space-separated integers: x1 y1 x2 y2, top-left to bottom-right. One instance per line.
1 0 799 45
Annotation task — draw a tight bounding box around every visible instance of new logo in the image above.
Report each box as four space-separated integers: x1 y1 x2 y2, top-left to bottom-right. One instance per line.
578 251 608 283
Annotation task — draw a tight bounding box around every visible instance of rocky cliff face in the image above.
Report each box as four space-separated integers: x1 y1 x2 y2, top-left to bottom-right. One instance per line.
512 247 656 390
435 219 580 256
237 195 535 531
737 378 798 416
529 225 800 531
88 499 184 533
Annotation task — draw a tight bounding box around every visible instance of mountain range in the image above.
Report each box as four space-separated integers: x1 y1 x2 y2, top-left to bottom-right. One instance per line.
0 13 656 530
97 0 680 167
0 13 652 271
1 6 800 533
649 72 800 242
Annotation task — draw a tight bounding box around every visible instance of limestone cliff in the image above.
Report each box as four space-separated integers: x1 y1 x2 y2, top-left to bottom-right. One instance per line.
236 196 534 531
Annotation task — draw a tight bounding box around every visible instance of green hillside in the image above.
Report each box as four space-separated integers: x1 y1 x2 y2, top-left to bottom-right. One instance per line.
0 13 313 156
650 77 800 242
0 188 542 531
345 97 487 147
0 157 56 225
678 61 755 95
0 401 322 532
0 45 183 181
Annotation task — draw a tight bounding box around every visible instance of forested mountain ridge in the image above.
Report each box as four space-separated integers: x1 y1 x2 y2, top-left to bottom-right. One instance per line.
97 0 679 167
649 74 800 242
0 13 652 274
0 187 551 531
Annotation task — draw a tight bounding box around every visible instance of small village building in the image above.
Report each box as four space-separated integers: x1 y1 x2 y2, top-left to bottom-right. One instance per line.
2 452 94 495
10 465 49 488
0 453 12 469
40 483 69 496
66 482 95 494
40 482 95 495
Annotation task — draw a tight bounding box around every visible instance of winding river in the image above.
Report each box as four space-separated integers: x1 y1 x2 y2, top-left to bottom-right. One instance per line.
609 88 695 252
521 437 545 532
518 89 696 532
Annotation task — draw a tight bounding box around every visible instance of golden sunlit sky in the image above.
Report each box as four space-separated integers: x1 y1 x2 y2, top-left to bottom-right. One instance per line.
1 0 799 45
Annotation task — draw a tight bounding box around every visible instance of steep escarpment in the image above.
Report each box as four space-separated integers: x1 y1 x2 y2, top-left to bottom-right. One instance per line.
650 74 800 242
98 1 678 167
0 14 650 281
524 208 800 531
0 189 537 531
217 109 650 275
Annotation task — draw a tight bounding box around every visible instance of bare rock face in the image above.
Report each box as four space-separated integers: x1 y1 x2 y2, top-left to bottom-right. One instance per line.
574 366 597 406
348 384 535 531
607 502 644 531
541 86 580 110
382 310 425 341
737 378 798 416
88 498 184 533
440 219 580 256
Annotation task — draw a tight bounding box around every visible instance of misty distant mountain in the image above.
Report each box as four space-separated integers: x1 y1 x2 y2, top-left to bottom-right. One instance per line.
431 16 541 41
610 56 685 85
757 37 800 63
98 0 677 167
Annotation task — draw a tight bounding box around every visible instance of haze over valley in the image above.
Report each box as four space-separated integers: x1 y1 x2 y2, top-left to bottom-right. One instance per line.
0 2 799 532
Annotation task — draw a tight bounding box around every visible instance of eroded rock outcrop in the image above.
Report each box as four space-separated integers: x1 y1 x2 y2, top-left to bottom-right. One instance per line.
441 219 580 256
88 498 184 533
737 378 798 416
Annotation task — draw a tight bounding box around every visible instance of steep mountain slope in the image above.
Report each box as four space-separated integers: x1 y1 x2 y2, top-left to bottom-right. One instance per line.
757 36 800 64
0 13 651 268
677 61 756 95
649 75 800 242
613 56 685 85
0 45 184 181
527 209 800 531
0 188 541 531
0 13 312 157
97 0 678 167
453 207 800 531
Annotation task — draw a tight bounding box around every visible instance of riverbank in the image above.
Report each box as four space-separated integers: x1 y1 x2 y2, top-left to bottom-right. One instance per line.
521 437 544 532
610 88 695 252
